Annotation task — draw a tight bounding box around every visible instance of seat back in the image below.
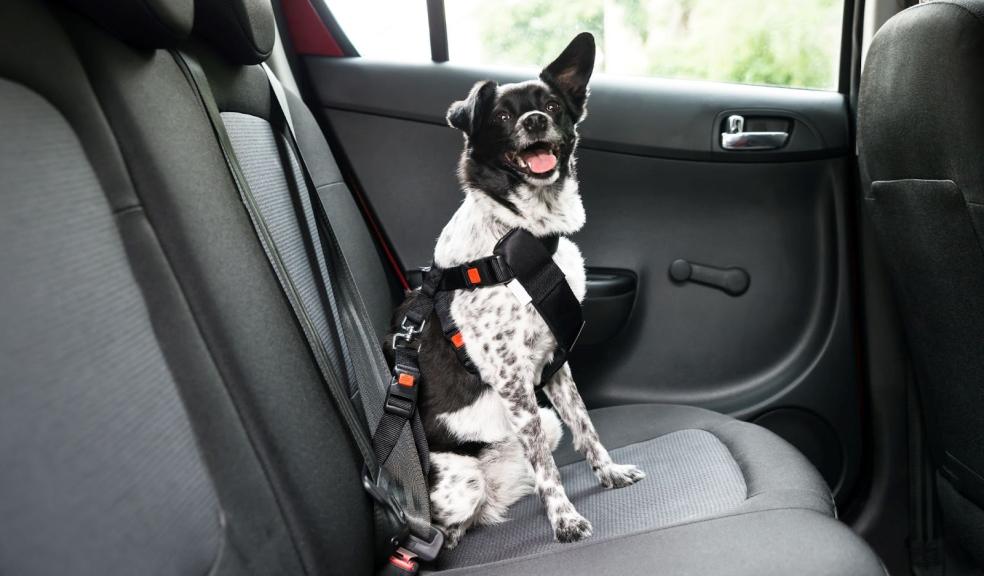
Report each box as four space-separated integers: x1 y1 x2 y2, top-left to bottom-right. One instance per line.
1 0 389 572
0 1 228 574
858 0 984 566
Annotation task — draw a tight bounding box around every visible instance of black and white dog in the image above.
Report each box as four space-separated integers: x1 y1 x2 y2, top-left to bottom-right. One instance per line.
391 33 644 548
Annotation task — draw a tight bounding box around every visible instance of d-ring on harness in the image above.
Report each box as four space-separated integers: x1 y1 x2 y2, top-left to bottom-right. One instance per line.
373 228 585 470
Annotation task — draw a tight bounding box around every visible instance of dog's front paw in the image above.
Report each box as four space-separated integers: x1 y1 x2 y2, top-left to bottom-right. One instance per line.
553 511 593 543
440 524 465 550
596 463 646 489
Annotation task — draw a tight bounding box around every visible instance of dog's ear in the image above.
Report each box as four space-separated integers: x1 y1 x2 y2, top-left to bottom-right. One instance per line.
447 80 498 137
540 32 595 121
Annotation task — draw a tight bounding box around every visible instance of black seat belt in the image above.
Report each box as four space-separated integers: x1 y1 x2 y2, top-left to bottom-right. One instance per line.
171 50 440 566
261 61 441 559
260 62 441 564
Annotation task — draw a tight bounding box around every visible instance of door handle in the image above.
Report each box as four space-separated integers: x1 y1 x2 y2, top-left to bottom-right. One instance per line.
721 115 789 151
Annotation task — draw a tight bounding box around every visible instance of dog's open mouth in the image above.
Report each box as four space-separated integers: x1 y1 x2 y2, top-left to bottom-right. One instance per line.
505 142 559 177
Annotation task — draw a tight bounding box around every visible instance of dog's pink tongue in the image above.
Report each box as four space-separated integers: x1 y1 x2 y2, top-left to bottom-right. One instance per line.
524 150 557 174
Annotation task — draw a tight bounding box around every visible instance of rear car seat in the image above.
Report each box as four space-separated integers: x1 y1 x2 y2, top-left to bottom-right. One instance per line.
0 0 886 574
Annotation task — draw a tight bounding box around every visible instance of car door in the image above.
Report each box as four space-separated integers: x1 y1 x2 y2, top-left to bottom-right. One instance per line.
277 0 864 507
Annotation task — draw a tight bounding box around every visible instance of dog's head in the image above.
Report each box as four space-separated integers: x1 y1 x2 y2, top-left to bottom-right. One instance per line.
447 33 595 202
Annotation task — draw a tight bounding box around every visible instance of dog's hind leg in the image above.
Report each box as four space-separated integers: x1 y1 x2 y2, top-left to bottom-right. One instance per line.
429 452 488 549
542 363 646 489
474 437 535 525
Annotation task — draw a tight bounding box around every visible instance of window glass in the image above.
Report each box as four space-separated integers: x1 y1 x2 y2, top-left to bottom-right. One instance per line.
327 0 845 90
327 0 432 62
446 0 844 90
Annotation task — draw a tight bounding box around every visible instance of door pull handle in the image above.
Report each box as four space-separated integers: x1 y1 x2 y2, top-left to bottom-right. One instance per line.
721 115 789 151
669 258 750 297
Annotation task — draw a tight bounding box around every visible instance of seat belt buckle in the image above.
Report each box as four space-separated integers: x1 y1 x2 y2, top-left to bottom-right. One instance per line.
364 467 444 566
402 525 444 562
379 549 419 576
363 466 410 556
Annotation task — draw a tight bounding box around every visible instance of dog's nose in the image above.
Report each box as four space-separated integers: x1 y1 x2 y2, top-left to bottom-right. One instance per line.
522 113 548 133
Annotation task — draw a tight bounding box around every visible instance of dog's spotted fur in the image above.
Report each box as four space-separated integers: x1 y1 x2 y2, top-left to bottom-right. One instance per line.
387 33 644 548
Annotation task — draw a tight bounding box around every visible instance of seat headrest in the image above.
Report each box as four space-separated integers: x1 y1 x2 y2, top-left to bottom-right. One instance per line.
62 0 194 48
194 0 276 65
858 0 984 202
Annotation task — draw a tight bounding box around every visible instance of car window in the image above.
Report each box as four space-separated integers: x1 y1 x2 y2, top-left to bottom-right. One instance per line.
326 0 845 90
327 0 432 63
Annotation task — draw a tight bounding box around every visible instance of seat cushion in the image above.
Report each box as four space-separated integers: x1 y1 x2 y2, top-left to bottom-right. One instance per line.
556 404 834 513
432 508 884 576
434 404 840 572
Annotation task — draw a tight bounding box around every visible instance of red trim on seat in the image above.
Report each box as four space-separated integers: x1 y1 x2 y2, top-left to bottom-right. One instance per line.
282 0 344 56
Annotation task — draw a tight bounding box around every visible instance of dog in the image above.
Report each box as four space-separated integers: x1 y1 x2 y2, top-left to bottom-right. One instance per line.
387 32 644 549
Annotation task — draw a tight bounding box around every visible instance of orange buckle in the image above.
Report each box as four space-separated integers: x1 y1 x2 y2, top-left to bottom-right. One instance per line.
466 267 482 285
450 332 465 349
397 373 415 387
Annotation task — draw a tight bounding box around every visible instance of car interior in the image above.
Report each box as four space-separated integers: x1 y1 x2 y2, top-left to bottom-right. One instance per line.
2 0 983 574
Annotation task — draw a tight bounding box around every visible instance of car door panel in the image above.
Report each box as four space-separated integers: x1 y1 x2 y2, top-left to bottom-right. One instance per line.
306 57 861 501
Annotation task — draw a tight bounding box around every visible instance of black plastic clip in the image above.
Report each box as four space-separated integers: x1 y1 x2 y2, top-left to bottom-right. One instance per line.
384 364 419 419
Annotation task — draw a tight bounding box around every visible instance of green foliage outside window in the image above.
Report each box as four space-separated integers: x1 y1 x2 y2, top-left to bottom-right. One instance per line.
456 0 843 90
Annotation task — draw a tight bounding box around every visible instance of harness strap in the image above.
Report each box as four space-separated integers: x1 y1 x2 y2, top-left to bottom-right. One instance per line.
376 268 441 469
437 254 511 290
434 291 475 371
494 229 584 356
399 230 582 395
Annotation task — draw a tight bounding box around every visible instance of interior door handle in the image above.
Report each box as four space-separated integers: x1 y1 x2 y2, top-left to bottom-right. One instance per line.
721 115 789 151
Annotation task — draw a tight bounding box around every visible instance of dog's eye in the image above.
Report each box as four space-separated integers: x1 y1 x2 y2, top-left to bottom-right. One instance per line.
545 100 561 114
495 110 512 123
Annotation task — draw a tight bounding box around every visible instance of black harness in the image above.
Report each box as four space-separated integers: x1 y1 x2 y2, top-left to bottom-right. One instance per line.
374 229 584 467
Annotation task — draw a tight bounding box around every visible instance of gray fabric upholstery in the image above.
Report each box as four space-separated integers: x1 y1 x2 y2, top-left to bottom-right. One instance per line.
859 0 984 566
938 475 984 571
0 78 222 575
222 111 338 363
195 0 276 65
3 4 309 574
62 0 194 49
429 508 886 576
0 0 138 212
66 16 373 574
433 404 836 571
222 110 433 532
441 430 746 568
555 404 835 514
284 89 398 338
